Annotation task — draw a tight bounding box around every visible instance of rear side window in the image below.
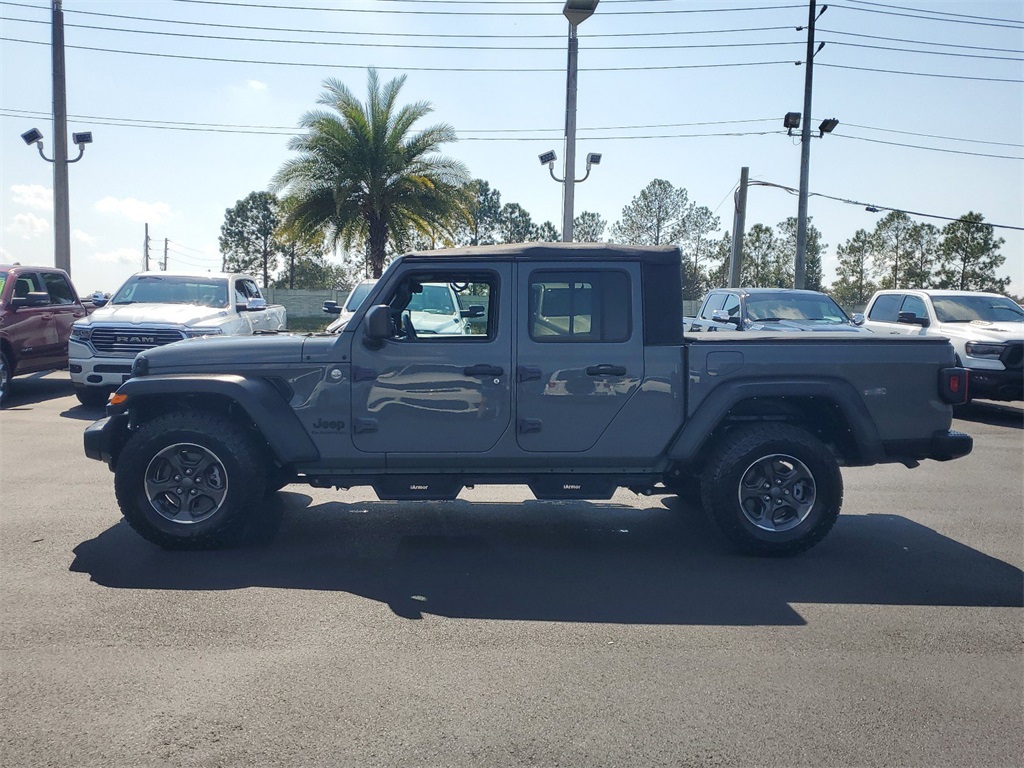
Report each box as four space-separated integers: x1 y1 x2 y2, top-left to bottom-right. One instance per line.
42 272 76 305
868 294 902 323
529 270 631 342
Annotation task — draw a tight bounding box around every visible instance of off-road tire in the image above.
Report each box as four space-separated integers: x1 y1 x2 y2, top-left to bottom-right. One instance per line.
75 385 111 409
700 423 843 556
114 411 266 549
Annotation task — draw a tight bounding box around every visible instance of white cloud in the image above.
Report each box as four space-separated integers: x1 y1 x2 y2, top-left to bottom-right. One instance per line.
5 212 49 239
94 248 142 266
73 229 97 246
247 80 267 91
11 184 53 211
94 196 172 224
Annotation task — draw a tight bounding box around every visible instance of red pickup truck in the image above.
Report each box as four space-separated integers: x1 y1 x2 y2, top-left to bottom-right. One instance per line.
0 264 95 407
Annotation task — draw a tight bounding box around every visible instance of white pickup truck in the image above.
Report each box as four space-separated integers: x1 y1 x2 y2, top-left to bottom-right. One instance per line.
863 289 1023 402
68 271 287 406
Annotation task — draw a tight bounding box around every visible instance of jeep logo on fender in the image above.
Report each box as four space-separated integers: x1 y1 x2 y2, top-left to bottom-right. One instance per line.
117 335 156 345
312 417 345 432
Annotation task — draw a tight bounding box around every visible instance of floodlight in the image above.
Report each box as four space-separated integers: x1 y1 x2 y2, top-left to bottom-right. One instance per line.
586 152 601 166
563 0 599 26
72 131 93 145
783 112 801 130
818 118 839 134
21 128 43 145
539 150 557 166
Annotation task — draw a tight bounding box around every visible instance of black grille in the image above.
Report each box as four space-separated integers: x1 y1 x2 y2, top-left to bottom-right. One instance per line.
91 326 185 355
1001 342 1022 370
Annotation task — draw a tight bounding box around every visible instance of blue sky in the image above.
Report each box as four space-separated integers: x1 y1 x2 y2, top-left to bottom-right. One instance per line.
1 0 1021 297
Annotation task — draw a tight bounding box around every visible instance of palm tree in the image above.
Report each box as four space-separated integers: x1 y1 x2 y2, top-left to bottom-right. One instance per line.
272 69 469 278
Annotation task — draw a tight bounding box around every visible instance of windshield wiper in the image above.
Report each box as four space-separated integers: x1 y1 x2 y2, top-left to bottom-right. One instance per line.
113 300 138 305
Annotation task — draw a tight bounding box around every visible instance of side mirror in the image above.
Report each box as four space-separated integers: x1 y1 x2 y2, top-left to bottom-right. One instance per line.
10 291 49 309
897 311 929 328
323 300 340 315
711 308 742 328
460 305 485 319
239 298 268 312
363 304 392 347
851 312 865 326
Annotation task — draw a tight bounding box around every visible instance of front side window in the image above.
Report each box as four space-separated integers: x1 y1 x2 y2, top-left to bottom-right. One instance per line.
700 293 725 319
868 294 902 323
529 270 630 342
721 294 741 319
900 295 928 320
383 273 496 340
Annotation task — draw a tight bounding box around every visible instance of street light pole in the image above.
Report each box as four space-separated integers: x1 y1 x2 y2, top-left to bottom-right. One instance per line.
52 0 71 275
795 0 826 290
562 24 579 242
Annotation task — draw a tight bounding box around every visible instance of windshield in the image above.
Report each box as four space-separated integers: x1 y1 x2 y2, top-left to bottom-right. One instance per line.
932 295 1024 323
344 281 376 311
112 275 228 308
407 284 457 315
745 294 850 324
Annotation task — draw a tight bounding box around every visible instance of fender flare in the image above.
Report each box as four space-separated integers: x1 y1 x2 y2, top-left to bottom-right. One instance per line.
668 376 885 466
117 374 319 464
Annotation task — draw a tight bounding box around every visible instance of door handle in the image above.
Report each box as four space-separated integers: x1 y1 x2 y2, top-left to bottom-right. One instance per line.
586 364 626 377
517 366 542 383
464 364 504 377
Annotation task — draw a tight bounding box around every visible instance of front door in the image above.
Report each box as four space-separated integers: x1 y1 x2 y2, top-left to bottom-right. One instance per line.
349 264 512 454
515 263 644 452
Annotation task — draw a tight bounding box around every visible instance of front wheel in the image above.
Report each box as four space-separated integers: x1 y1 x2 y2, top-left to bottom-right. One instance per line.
114 411 266 549
700 423 843 556
75 385 111 409
0 350 11 408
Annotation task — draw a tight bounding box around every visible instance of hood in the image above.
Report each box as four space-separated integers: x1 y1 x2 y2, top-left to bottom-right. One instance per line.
80 303 230 326
409 310 464 334
746 319 870 333
140 333 306 372
935 320 1024 342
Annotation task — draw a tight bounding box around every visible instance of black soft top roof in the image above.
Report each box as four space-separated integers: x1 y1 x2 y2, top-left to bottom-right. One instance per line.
402 242 680 266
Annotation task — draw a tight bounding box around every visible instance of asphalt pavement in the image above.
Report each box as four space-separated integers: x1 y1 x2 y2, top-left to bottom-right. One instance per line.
1 372 1021 768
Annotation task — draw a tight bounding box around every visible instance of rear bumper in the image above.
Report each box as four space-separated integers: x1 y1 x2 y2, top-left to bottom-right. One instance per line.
882 429 973 465
83 414 129 468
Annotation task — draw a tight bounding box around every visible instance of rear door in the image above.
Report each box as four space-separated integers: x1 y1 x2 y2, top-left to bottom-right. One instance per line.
515 263 644 452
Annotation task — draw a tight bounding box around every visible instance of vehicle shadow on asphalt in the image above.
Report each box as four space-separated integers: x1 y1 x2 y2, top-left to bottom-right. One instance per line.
69 494 1023 626
1 374 77 411
954 400 1023 429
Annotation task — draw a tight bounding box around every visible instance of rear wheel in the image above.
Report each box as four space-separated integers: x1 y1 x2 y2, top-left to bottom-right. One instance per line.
700 423 843 556
114 411 266 549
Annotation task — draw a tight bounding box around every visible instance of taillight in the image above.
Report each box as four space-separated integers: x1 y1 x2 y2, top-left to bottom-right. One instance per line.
939 367 969 405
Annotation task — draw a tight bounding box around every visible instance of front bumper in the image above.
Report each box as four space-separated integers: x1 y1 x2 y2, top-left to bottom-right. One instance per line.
69 341 133 389
83 414 129 468
967 366 1023 401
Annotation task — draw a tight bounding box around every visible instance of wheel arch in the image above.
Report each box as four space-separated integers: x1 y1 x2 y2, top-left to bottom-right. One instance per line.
115 374 319 467
668 377 885 472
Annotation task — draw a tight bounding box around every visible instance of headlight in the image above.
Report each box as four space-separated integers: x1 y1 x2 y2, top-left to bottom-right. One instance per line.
183 327 224 338
70 325 92 341
965 342 1004 359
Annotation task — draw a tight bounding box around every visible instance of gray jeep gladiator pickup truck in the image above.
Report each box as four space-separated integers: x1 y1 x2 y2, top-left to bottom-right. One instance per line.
84 243 972 556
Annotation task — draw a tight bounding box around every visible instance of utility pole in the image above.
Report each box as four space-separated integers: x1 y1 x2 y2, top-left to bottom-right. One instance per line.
163 238 169 271
52 0 70 275
562 22 579 242
144 223 150 271
729 167 749 288
795 0 826 289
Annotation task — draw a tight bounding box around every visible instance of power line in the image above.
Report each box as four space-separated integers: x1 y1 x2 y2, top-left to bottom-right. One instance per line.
831 134 1023 161
163 0 805 16
832 2 1024 29
817 62 1022 84
821 39 1023 63
841 122 1022 149
819 28 1023 55
749 180 1024 231
0 38 796 72
844 0 1024 26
